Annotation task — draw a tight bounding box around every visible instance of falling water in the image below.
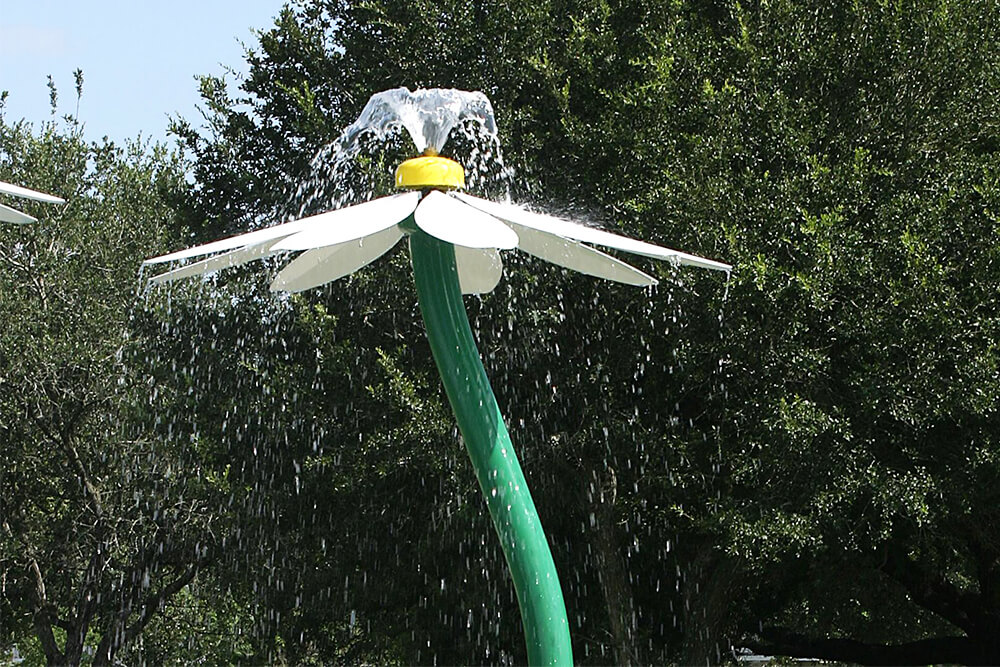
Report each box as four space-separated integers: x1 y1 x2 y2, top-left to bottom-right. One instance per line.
289 87 511 219
121 88 734 665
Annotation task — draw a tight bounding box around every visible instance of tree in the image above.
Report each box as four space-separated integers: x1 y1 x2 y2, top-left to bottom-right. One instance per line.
0 101 255 664
669 1 1000 663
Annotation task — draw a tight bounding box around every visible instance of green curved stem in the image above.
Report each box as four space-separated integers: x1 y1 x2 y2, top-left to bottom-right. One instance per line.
409 229 573 666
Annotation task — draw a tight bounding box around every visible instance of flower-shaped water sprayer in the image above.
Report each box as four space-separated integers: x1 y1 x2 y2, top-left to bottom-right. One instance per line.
0 180 65 224
145 88 730 665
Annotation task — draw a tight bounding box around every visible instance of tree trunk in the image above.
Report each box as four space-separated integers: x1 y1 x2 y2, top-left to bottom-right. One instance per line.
589 467 641 666
680 542 739 666
29 559 65 666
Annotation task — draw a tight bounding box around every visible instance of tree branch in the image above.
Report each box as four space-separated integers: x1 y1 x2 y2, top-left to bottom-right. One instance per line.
958 514 1000 628
740 627 997 666
881 547 987 637
93 560 204 666
125 563 201 644
59 431 104 520
28 412 104 522
63 542 109 664
29 559 65 666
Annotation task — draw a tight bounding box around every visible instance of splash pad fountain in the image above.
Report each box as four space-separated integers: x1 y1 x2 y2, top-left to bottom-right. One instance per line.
145 87 730 665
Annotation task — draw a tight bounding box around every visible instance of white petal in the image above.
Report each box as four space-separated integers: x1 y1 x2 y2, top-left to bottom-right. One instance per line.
149 241 280 284
271 191 419 251
144 192 417 265
414 190 518 249
511 223 657 286
0 180 65 204
270 225 403 293
454 192 731 272
145 221 308 265
455 246 503 294
0 202 36 224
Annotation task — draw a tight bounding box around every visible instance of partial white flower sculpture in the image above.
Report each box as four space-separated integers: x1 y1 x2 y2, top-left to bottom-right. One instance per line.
0 180 66 224
144 169 730 292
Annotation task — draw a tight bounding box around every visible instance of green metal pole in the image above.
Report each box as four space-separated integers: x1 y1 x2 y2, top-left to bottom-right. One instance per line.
409 229 573 666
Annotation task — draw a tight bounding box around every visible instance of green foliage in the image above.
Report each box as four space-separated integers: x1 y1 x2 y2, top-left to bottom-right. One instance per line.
5 0 1000 664
0 113 255 665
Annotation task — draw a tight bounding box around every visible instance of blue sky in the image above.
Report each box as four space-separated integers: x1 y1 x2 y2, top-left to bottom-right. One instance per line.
1 1 286 145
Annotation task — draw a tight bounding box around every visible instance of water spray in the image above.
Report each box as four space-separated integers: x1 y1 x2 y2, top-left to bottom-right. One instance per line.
144 87 730 665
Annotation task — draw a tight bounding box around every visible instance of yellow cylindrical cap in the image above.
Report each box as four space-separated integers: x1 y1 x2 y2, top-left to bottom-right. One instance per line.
395 156 466 190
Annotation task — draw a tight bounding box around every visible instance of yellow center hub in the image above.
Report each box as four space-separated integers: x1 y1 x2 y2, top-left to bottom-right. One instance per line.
395 156 466 190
